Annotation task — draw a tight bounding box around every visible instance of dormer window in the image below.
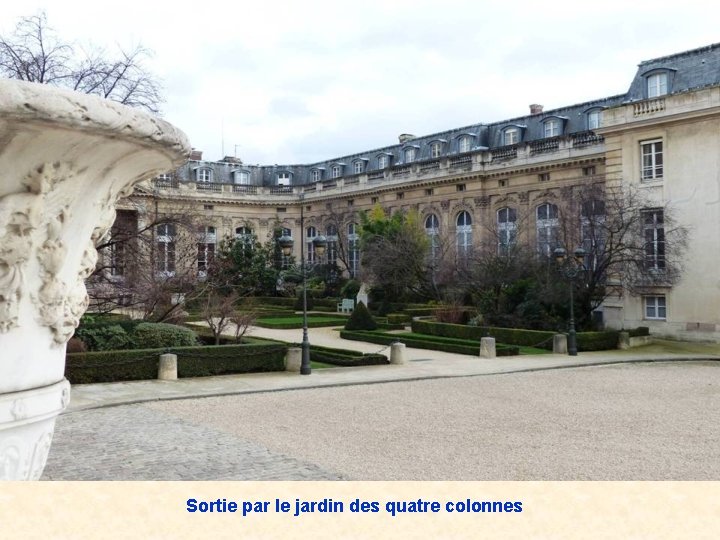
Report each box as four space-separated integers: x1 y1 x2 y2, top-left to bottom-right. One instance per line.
458 136 472 153
233 170 250 185
353 160 364 174
332 165 342 178
587 109 601 130
378 154 390 169
196 168 212 182
404 147 416 163
503 127 519 146
311 169 322 182
431 142 442 158
647 72 668 98
277 172 291 186
543 119 560 138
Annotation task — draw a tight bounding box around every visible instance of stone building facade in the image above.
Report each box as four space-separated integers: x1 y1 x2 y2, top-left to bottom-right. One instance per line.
117 43 720 341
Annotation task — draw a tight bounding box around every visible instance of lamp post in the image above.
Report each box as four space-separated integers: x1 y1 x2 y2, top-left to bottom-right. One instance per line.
278 207 327 375
553 247 586 356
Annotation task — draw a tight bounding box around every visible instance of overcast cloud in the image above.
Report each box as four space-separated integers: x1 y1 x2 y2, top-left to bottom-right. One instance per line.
3 1 720 164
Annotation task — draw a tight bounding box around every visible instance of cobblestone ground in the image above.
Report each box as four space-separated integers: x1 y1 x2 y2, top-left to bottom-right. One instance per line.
42 405 342 480
43 361 719 480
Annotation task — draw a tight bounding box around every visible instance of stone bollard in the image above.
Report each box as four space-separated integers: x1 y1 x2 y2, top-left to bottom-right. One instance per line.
158 354 178 380
618 331 630 350
553 334 568 354
286 347 302 372
479 337 496 359
390 342 407 365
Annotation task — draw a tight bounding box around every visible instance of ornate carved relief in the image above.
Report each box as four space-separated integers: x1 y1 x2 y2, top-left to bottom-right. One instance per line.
518 192 530 203
474 196 491 208
440 201 450 210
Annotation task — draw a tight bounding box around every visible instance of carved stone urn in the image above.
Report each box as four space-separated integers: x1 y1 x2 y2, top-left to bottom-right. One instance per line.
0 80 189 479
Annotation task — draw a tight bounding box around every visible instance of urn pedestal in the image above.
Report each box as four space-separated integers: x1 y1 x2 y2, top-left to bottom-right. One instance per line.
0 80 189 479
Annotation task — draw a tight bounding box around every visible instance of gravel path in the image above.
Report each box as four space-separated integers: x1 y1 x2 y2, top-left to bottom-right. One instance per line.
43 361 719 480
148 361 720 480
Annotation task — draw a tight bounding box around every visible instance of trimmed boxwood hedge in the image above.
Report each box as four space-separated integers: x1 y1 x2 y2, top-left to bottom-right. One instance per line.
255 316 349 329
340 330 520 356
411 320 621 352
65 343 287 384
307 344 388 366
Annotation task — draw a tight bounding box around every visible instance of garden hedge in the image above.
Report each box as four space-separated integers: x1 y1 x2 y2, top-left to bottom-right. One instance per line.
308 344 388 366
255 316 349 329
65 343 287 384
340 330 520 356
411 320 622 351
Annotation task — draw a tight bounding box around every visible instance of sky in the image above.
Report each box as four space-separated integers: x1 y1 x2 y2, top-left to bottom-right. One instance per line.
3 1 720 165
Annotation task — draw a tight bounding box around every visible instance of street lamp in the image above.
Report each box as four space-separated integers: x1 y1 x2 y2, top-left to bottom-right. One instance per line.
277 222 327 375
554 246 586 356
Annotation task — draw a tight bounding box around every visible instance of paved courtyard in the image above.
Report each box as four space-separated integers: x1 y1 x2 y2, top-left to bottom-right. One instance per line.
42 361 719 480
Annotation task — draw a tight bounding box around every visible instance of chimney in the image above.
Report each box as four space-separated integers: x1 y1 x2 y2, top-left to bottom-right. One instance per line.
529 104 544 115
221 156 242 164
398 133 416 144
189 148 203 161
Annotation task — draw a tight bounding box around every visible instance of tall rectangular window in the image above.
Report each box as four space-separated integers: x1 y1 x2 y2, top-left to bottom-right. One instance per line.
348 223 359 278
641 140 663 181
156 223 176 275
643 209 665 270
431 142 442 158
353 161 363 174
504 128 519 145
197 226 216 275
544 120 560 138
647 73 668 98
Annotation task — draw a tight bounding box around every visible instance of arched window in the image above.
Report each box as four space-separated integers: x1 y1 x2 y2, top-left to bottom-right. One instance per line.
497 208 517 254
425 214 440 260
235 226 254 249
348 223 359 277
306 226 317 264
536 203 559 256
196 226 216 276
326 224 338 266
456 211 472 259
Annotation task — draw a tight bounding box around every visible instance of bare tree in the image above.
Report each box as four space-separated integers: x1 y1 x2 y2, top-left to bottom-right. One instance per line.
0 12 163 113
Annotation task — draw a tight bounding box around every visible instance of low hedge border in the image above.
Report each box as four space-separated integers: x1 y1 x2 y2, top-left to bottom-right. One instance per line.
308 343 388 366
411 320 622 351
255 317 348 329
65 343 287 384
340 330 520 357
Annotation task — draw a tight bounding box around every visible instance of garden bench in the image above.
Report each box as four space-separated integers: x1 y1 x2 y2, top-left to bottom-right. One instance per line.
337 298 355 313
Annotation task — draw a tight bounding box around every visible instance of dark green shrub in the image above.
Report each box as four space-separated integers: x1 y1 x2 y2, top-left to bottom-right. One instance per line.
73 324 136 351
307 344 388 366
344 301 377 331
131 322 198 349
340 279 361 299
340 330 519 356
387 313 411 325
628 326 650 337
294 293 314 311
65 343 287 384
575 331 619 351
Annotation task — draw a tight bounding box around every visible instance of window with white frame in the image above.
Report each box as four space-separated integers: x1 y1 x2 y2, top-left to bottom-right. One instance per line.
311 169 321 182
326 224 338 266
641 140 663 181
348 223 359 277
277 172 291 186
497 207 517 254
425 214 440 261
544 119 560 138
587 109 601 130
536 203 559 257
353 161 364 174
235 226 253 248
456 211 472 259
197 226 216 275
196 168 212 182
378 154 389 169
647 72 668 98
156 223 176 275
581 199 606 270
332 165 342 179
306 226 317 264
404 147 416 163
458 136 472 153
644 295 667 320
431 142 442 158
503 128 519 146
234 170 250 185
109 237 125 277
643 209 665 270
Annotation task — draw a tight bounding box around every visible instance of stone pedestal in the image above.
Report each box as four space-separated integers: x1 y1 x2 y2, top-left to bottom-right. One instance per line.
0 80 189 479
286 348 302 372
618 331 630 350
479 337 496 358
390 342 406 365
158 354 178 380
553 334 568 354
